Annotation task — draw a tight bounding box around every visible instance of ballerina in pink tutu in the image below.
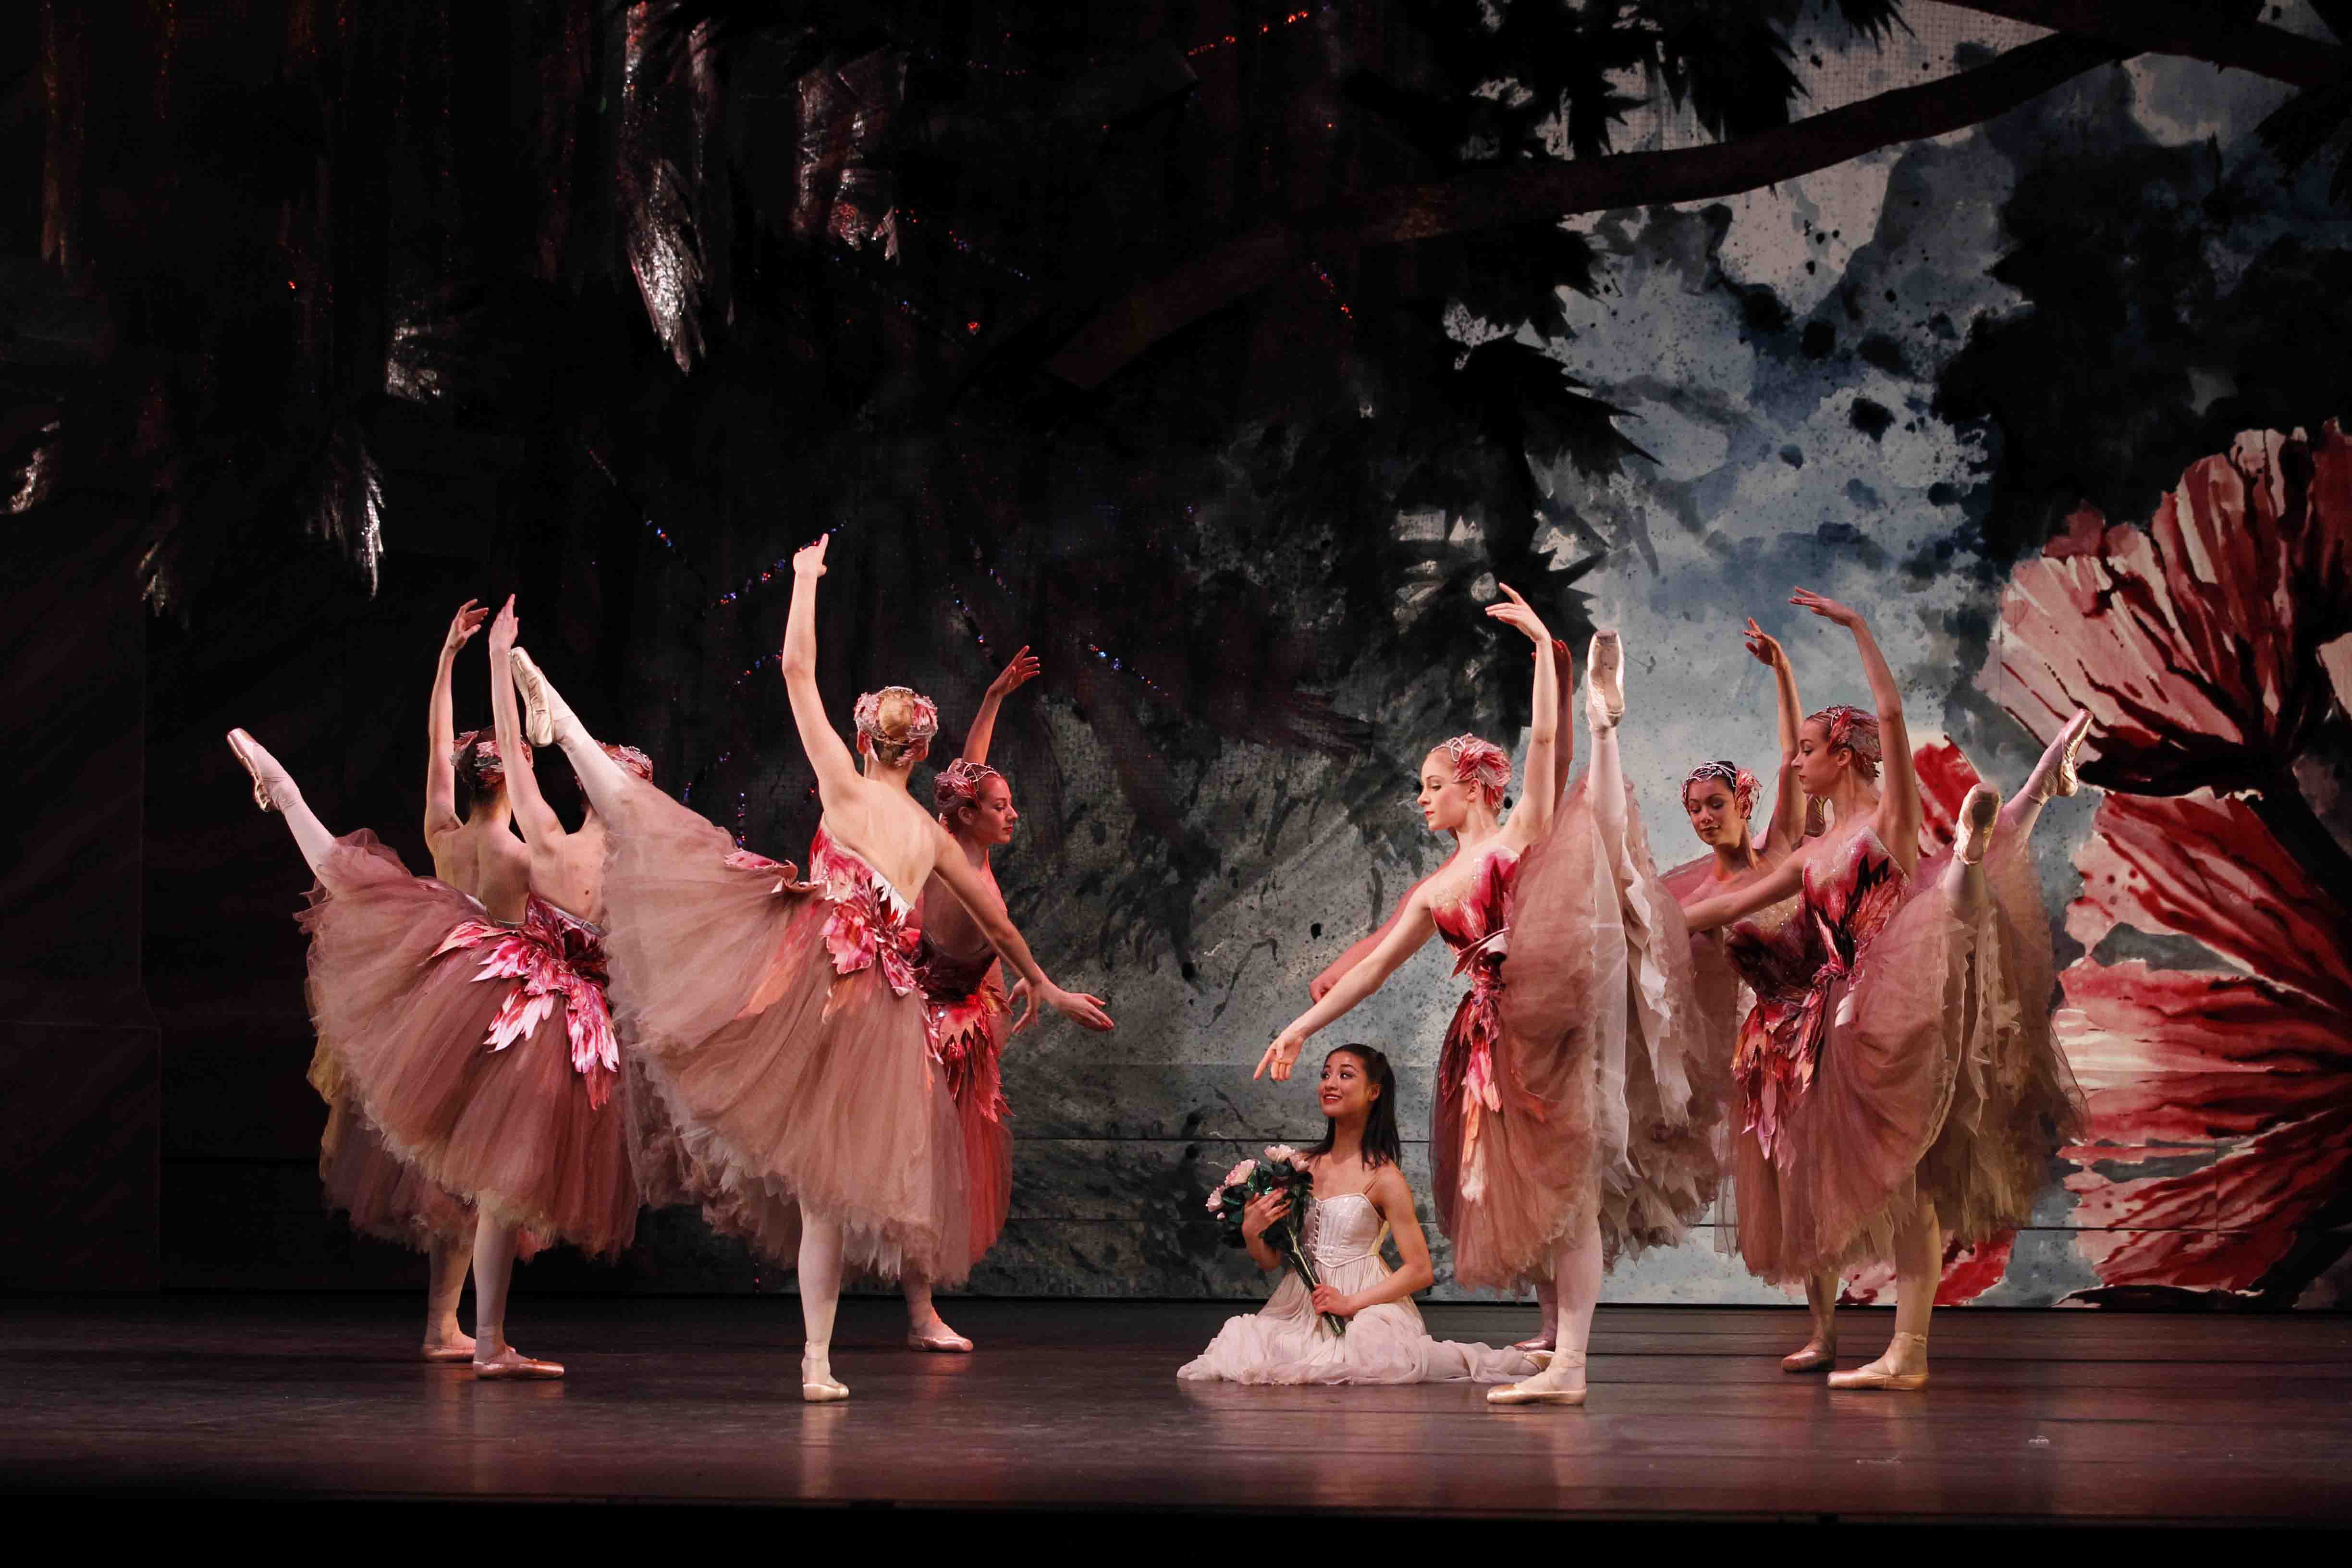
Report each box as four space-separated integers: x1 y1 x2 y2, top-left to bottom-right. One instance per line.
1681 588 2087 1390
506 535 1112 1402
1180 1044 1537 1385
900 644 1044 1353
226 605 640 1380
245 600 486 1361
1660 617 1825 1361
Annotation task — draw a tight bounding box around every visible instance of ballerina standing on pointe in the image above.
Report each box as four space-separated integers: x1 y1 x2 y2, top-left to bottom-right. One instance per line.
902 644 1044 1354
1180 1043 1536 1385
237 601 484 1362
227 600 641 1381
1680 588 2087 1389
1660 618 1825 1364
507 534 1112 1402
1260 585 1683 1409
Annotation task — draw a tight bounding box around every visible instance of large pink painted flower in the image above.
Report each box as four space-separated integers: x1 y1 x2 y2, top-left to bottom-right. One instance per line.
1979 424 2352 1303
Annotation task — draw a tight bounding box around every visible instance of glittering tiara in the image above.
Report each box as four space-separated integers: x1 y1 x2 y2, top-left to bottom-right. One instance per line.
602 743 654 782
1438 733 1510 803
934 757 1003 814
1809 704 1883 766
1683 760 1759 817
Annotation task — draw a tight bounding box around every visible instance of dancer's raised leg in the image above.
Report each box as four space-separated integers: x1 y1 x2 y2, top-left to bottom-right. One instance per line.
507 648 635 817
227 730 341 874
1827 782 1996 1391
421 1231 475 1362
1997 708 2090 845
470 1216 563 1379
799 1216 850 1401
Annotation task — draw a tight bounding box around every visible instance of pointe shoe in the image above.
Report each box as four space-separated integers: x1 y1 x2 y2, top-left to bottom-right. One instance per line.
1511 1334 1556 1353
1780 1340 1837 1373
507 647 561 747
2049 708 2093 799
802 1354 850 1403
225 729 285 813
1525 1348 1554 1369
1488 1349 1587 1407
1826 1331 1928 1391
1585 631 1625 731
1955 782 2000 865
472 1346 564 1380
421 1339 478 1364
906 1329 974 1353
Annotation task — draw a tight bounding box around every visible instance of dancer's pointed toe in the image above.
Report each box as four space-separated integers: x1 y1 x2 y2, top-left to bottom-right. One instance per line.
906 1330 973 1353
507 647 557 747
801 1355 850 1402
472 1347 565 1380
1780 1341 1837 1373
1585 630 1626 729
226 728 283 813
2053 708 2093 797
1956 781 2000 865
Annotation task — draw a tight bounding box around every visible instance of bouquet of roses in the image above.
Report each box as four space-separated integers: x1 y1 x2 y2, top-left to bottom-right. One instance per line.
1205 1143 1345 1337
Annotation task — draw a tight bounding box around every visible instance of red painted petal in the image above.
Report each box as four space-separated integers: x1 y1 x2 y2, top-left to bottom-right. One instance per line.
2064 795 2352 1011
1981 424 2352 791
1911 738 1984 858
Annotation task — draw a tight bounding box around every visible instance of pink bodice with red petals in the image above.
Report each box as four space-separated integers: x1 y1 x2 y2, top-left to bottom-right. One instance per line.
1432 843 1519 1158
429 895 621 1107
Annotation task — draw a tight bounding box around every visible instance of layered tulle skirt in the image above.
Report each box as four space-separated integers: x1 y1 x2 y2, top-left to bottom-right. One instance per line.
1434 768 1721 1293
301 833 639 1258
923 946 1013 1269
1727 838 2082 1283
597 772 971 1284
1177 1258 1536 1386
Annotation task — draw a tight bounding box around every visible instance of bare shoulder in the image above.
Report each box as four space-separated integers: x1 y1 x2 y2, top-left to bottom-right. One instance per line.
1367 1161 1417 1214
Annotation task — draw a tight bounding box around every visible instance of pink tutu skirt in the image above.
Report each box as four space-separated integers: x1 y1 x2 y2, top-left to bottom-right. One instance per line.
313 1086 474 1249
1728 826 2081 1282
597 773 970 1284
921 943 1013 1269
1433 786 1602 1293
301 832 639 1258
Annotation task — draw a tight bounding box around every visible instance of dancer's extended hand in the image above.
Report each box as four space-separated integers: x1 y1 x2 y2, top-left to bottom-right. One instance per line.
1005 978 1038 1035
987 645 1041 698
1789 587 1859 627
1240 1190 1291 1243
1255 1023 1309 1081
488 595 519 652
1483 581 1550 645
794 534 829 578
443 600 489 655
1742 617 1786 668
1044 983 1113 1032
1310 1284 1361 1319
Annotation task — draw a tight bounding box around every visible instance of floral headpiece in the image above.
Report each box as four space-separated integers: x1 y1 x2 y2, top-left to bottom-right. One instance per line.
1437 733 1510 809
1683 760 1759 819
602 743 654 782
934 758 1004 816
853 685 941 750
453 729 506 789
1808 704 1883 778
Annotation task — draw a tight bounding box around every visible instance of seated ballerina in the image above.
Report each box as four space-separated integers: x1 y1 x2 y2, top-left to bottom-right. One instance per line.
1179 1044 1536 1386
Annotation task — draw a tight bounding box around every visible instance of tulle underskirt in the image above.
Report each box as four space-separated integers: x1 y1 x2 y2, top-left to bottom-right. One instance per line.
598 772 971 1285
301 832 639 1258
1728 839 2082 1284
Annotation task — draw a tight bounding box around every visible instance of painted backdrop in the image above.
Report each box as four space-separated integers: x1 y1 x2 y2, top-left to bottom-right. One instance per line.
24 3 2347 1306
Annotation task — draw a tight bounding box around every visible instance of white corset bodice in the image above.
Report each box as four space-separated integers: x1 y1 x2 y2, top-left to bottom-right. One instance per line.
1303 1192 1386 1271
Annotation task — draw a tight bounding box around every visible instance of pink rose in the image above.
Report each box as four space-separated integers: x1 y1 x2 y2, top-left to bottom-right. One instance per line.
1220 1159 1258 1189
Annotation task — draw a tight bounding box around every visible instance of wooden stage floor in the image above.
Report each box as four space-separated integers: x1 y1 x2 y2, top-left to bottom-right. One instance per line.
3 1296 2349 1528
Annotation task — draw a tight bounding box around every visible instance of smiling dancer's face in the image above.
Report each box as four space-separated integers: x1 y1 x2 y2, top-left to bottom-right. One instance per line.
1318 1050 1378 1121
1683 779 1747 849
1418 751 1480 834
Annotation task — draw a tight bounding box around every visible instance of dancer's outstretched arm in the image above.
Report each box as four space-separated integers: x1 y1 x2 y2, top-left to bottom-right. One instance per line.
1792 588 1920 872
780 537 862 808
1740 619 1810 858
1311 878 1428 1001
1257 893 1440 1079
1488 585 1560 843
424 599 486 846
1312 1163 1434 1317
929 837 1114 1031
486 598 565 846
963 645 1039 767
1681 852 1806 933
